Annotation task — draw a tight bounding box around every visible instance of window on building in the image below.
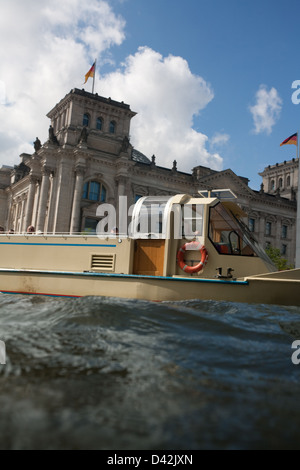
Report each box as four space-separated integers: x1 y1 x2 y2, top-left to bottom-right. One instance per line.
287 175 291 187
83 218 99 234
82 181 107 202
265 221 272 236
271 180 275 191
248 218 255 232
282 225 288 239
83 113 90 127
279 177 283 188
109 121 116 133
96 117 103 130
281 244 287 256
265 241 271 249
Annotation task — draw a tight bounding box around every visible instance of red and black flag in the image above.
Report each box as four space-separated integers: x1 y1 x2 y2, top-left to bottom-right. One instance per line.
280 133 297 146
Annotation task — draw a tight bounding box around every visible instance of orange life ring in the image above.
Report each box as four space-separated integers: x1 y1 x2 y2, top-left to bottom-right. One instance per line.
177 241 208 274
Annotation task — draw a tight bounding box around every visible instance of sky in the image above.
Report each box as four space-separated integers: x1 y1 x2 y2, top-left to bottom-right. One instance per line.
1 0 300 190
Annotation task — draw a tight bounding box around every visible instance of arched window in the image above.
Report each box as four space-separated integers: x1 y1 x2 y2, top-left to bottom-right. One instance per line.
109 121 116 134
270 180 275 191
83 113 90 127
287 175 291 187
282 224 288 239
82 181 107 202
96 117 103 130
265 221 272 236
279 177 283 188
248 218 255 233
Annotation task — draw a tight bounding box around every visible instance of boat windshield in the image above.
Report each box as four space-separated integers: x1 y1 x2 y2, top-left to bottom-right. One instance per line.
208 202 275 269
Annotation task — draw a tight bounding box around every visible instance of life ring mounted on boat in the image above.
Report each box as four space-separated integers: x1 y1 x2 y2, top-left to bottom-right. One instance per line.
177 241 208 274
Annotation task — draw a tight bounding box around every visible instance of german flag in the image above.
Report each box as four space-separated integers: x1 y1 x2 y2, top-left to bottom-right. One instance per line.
84 61 96 84
280 133 297 146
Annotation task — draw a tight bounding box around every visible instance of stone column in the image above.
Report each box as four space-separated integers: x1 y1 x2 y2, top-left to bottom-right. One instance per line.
117 176 126 198
52 153 75 233
13 202 18 232
19 198 26 233
36 168 51 232
70 166 85 233
24 177 37 231
6 191 13 231
258 212 265 247
275 216 281 250
116 176 128 235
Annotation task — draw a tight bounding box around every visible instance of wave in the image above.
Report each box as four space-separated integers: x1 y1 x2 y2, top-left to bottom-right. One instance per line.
0 294 299 449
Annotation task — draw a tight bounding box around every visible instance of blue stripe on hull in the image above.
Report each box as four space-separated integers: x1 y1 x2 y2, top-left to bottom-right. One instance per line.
0 268 249 285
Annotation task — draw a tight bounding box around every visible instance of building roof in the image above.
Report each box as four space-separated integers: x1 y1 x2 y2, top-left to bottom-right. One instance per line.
131 148 151 165
47 88 136 118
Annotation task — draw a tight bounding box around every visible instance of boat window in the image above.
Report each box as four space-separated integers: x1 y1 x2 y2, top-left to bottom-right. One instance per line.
131 196 173 238
208 203 257 256
182 204 203 238
130 196 204 239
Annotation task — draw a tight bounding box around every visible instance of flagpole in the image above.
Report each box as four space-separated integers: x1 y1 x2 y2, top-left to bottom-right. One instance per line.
92 58 96 94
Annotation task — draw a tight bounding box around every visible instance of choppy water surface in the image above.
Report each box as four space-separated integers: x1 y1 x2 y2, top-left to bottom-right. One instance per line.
0 294 300 450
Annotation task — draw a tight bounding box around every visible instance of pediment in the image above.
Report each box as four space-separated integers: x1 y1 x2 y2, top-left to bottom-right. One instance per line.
197 169 255 197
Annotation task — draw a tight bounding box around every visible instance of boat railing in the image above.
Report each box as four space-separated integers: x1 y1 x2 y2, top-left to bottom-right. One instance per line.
0 231 125 239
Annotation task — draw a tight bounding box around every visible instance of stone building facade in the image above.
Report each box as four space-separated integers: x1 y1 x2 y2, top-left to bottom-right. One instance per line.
259 157 299 200
0 88 297 266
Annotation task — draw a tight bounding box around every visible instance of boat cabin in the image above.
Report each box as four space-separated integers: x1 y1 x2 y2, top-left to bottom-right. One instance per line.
0 190 275 281
129 190 274 279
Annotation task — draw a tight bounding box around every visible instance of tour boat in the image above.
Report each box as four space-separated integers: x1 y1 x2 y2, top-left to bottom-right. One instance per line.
0 190 299 306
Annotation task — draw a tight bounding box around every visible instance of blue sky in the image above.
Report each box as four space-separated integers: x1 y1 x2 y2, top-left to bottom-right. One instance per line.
1 0 300 189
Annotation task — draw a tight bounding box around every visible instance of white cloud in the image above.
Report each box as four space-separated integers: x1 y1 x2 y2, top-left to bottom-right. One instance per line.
0 2 222 174
0 0 125 166
99 47 222 172
249 85 282 135
210 132 230 148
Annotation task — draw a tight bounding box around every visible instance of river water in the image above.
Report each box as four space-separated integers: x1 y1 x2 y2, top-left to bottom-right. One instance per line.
0 293 299 450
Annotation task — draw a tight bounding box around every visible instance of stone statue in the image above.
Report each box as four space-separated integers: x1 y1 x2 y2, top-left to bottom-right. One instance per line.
120 136 130 153
79 126 88 144
34 137 41 152
48 125 59 145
